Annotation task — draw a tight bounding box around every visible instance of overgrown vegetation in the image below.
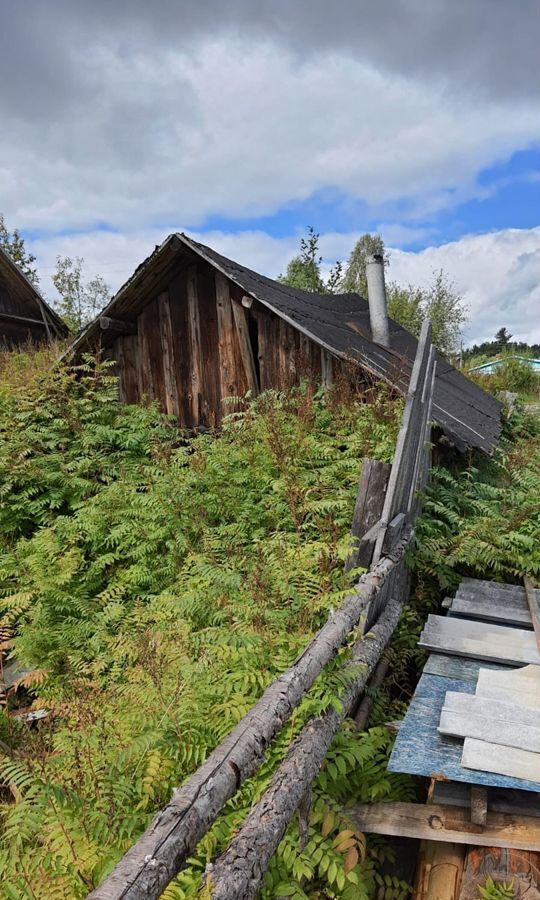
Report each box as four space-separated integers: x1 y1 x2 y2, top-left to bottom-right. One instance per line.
467 356 540 402
0 347 538 898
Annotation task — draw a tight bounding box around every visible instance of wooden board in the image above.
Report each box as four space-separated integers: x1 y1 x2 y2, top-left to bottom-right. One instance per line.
455 586 527 605
186 265 202 425
462 738 540 784
231 299 259 396
388 667 540 792
432 780 540 818
460 578 525 595
348 801 540 851
476 665 540 709
424 654 510 682
344 458 390 572
439 708 540 753
442 690 540 726
449 594 532 628
420 615 540 666
157 291 180 418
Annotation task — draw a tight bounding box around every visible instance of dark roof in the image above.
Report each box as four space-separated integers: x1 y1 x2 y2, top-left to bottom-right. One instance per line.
0 246 67 340
69 233 502 453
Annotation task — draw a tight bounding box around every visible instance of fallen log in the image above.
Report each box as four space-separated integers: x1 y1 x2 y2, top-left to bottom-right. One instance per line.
208 595 402 900
87 533 411 899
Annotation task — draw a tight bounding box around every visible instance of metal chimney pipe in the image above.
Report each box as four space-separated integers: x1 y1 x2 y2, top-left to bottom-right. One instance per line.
365 253 390 347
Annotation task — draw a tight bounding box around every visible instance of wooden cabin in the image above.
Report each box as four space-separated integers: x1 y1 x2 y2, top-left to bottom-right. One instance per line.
0 246 67 346
69 233 501 453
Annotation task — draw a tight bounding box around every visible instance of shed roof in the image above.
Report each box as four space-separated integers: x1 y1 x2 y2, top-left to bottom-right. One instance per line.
0 246 67 340
69 233 502 453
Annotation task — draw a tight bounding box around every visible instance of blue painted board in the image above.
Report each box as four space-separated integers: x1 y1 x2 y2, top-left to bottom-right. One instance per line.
423 653 514 683
388 656 540 793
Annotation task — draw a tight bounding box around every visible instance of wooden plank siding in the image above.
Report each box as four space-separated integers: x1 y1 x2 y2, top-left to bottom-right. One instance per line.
103 254 347 428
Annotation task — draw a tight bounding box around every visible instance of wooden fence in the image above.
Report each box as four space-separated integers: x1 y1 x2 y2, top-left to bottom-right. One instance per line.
88 321 436 900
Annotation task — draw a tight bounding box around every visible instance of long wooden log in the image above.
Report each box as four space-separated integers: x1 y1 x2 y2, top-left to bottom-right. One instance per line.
99 316 137 335
208 596 402 900
87 534 411 899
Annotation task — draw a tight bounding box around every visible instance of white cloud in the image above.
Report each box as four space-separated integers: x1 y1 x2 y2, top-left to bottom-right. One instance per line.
30 225 540 347
1 34 538 236
388 228 540 345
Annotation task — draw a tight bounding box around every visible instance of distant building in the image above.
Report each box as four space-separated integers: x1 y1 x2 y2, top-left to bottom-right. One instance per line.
469 356 540 375
0 246 67 346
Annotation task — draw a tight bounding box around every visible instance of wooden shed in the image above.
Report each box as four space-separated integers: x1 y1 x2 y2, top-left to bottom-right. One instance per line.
0 246 67 346
69 233 501 453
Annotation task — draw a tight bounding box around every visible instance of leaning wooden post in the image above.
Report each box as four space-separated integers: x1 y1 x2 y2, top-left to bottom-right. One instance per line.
344 458 391 572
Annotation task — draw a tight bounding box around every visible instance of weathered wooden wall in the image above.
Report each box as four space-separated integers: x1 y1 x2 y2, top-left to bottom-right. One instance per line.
0 270 50 346
109 255 340 427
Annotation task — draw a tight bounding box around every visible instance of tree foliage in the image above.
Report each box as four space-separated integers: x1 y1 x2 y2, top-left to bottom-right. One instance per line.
414 411 540 587
341 233 388 299
494 327 512 347
0 214 40 287
52 256 111 332
463 328 540 362
387 270 468 359
279 227 343 294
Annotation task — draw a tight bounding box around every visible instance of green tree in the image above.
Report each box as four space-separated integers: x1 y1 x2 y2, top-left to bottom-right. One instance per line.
387 271 467 359
0 214 39 286
341 233 388 298
52 255 110 332
386 283 424 337
422 270 468 358
495 327 512 349
279 227 342 294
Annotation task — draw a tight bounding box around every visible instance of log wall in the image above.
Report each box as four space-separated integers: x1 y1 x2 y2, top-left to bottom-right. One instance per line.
110 256 338 427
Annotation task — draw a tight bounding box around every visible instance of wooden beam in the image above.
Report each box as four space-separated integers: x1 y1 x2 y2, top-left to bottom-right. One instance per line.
412 841 465 900
382 511 407 554
99 316 137 335
231 299 259 396
344 458 391 572
470 787 488 827
157 292 179 418
186 265 202 423
348 801 540 851
0 310 48 328
433 780 540 819
320 348 333 389
215 272 237 411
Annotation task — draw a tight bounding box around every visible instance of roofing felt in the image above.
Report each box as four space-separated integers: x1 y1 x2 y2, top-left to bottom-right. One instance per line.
69 233 502 453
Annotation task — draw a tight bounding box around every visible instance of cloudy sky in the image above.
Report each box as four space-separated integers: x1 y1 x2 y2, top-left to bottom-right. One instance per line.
2 1 539 345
